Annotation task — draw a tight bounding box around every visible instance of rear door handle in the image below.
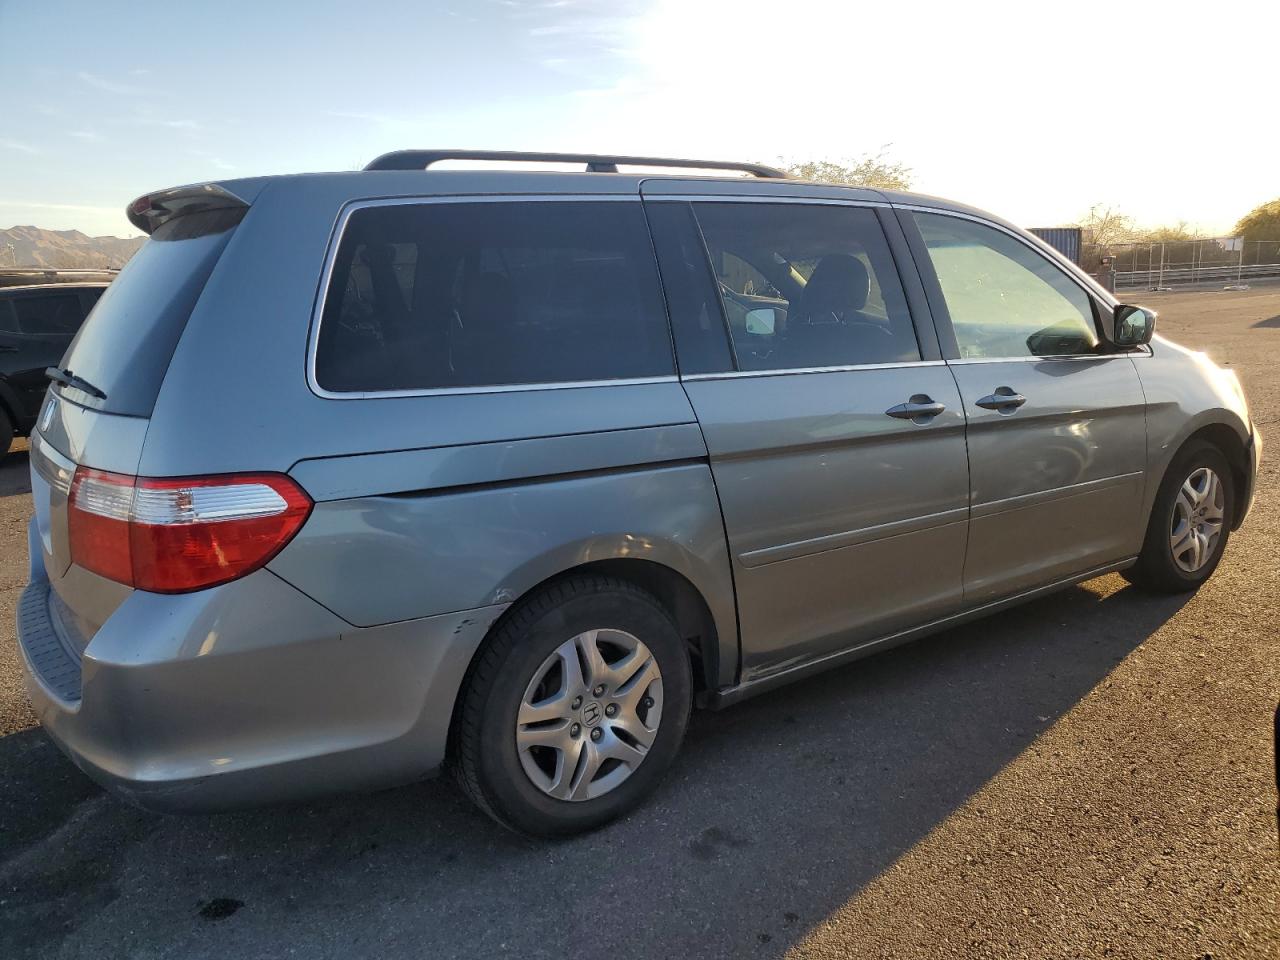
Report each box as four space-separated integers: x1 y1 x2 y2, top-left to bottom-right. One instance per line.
975 387 1027 412
885 394 946 424
0 344 18 353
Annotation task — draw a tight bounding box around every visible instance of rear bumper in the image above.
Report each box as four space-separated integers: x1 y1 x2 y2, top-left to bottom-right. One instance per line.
18 520 506 812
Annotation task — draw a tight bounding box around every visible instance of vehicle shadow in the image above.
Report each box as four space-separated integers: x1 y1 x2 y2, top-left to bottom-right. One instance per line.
1251 314 1280 328
0 578 1189 960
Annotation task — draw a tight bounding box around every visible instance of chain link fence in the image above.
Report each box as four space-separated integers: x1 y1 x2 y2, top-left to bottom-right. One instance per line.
1082 239 1280 289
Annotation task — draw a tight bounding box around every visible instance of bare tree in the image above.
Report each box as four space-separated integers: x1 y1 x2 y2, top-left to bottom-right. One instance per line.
1142 221 1201 243
1079 205 1207 245
1077 204 1140 246
773 150 912 191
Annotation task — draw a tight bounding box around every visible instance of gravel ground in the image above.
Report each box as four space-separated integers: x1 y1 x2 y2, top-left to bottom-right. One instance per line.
0 288 1277 959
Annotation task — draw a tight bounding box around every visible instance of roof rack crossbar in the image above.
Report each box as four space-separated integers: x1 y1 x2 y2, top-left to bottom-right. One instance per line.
363 149 788 179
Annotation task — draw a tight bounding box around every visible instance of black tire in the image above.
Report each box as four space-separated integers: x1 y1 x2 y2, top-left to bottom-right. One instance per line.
1122 439 1234 594
0 405 12 463
452 575 692 837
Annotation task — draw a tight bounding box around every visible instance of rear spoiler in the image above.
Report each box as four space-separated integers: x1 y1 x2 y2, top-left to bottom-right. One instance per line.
126 183 251 235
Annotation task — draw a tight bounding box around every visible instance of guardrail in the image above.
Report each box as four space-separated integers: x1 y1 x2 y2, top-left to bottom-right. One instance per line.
1085 238 1280 290
1115 262 1280 288
0 267 119 289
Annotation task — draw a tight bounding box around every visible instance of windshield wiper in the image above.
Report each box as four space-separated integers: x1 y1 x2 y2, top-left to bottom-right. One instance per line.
46 367 107 401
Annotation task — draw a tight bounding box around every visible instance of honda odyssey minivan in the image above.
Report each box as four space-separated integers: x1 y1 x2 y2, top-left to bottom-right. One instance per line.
18 151 1260 835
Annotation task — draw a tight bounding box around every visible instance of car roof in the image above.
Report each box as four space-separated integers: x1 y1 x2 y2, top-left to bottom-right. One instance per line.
168 168 987 219
134 165 1033 266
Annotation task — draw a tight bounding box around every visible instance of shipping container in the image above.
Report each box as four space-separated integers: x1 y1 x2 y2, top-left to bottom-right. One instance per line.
1029 226 1082 265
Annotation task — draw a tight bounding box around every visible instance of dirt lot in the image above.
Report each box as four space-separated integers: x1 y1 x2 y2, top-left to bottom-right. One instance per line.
1 287 1277 959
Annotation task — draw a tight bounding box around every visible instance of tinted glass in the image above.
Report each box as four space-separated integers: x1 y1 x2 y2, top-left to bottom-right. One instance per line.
58 208 243 415
645 202 733 375
0 300 16 334
315 201 674 392
13 294 84 336
692 203 919 371
914 213 1099 359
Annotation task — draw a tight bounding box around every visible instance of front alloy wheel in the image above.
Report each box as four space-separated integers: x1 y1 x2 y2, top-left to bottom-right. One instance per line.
1123 439 1234 593
1169 466 1225 574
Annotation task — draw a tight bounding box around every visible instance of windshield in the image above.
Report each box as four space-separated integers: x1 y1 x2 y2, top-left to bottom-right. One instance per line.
55 206 244 417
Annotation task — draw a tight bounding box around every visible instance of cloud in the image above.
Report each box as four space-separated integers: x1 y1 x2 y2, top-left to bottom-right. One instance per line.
69 131 103 142
517 5 644 79
77 71 148 96
188 149 236 172
119 110 201 133
0 138 40 154
326 109 400 125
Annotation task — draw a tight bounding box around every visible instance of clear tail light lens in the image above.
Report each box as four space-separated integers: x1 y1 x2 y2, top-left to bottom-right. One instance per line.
68 469 312 593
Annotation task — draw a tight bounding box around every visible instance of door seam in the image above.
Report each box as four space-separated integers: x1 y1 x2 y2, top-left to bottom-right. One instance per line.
943 359 975 601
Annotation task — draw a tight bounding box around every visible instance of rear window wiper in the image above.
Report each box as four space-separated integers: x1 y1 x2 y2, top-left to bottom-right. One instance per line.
46 367 107 401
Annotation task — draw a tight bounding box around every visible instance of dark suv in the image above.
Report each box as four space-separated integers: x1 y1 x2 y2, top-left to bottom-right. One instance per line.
0 283 106 459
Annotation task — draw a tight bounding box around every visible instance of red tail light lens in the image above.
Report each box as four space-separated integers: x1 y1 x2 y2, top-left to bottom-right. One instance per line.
68 469 312 593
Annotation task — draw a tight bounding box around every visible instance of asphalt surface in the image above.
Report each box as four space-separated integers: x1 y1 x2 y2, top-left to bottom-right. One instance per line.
1 287 1277 959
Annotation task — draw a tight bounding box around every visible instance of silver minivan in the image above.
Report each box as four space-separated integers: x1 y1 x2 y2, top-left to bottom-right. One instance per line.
17 151 1260 835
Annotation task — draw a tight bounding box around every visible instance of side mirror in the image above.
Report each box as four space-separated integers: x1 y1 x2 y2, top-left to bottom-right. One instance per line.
744 307 777 336
1112 304 1156 347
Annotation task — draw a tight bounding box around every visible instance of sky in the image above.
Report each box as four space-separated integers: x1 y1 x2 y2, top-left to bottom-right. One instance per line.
1 0 1276 240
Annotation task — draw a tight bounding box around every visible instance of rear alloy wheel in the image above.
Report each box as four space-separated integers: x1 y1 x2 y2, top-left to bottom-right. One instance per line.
1123 440 1234 593
516 629 663 801
453 576 691 836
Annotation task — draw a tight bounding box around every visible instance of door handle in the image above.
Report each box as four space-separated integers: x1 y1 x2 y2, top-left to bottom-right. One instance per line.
975 387 1027 412
885 394 946 424
0 344 18 353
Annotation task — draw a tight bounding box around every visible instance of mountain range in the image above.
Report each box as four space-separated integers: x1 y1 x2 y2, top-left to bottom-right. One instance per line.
0 225 144 270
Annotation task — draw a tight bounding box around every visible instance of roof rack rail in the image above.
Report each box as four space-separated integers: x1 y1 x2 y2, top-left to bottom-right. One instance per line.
363 149 788 179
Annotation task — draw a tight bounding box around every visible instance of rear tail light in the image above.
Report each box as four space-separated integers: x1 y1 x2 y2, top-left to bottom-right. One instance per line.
68 469 312 593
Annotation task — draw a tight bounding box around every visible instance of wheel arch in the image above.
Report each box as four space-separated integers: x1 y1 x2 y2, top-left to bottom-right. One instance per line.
444 555 730 768
482 556 726 698
1166 420 1252 530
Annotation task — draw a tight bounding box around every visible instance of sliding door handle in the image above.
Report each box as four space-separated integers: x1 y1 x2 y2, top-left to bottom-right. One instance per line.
886 395 946 424
975 387 1027 412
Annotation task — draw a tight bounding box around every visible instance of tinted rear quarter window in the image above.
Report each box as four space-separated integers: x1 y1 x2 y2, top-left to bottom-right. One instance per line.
0 300 17 334
314 201 674 393
57 207 244 416
13 293 84 336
